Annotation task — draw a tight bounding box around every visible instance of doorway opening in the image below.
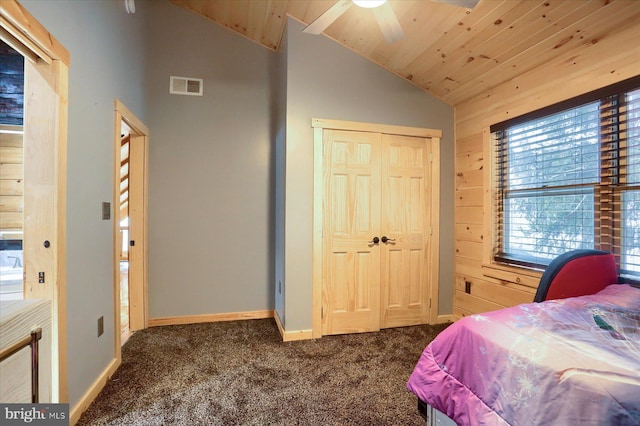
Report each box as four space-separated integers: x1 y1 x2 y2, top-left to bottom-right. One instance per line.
113 100 148 352
119 128 131 341
0 41 24 302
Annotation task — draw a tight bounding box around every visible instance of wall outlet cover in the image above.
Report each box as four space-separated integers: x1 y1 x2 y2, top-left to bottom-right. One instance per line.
102 202 111 220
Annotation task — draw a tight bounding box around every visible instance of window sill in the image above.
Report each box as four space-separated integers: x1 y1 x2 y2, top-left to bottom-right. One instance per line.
482 262 543 289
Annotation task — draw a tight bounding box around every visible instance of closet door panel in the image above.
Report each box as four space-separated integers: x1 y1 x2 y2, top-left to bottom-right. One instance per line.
322 130 381 335
380 134 432 328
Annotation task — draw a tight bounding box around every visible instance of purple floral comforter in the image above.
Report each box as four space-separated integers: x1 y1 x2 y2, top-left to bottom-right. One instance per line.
407 284 640 425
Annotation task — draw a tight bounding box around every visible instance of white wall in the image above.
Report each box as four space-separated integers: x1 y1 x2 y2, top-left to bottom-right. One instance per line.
20 0 148 407
145 1 274 318
282 19 455 331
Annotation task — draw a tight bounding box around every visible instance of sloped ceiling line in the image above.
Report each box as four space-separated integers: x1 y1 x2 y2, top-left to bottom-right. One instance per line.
170 0 640 106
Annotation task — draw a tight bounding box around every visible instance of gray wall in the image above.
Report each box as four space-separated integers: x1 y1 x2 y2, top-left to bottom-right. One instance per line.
20 0 148 407
282 19 455 331
145 1 274 317
272 26 288 324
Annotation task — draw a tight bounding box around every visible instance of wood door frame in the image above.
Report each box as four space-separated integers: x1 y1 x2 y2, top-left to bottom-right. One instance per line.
113 100 149 355
1 0 70 402
312 118 442 338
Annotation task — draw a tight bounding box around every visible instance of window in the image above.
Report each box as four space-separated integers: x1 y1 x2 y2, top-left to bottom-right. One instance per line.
490 76 640 276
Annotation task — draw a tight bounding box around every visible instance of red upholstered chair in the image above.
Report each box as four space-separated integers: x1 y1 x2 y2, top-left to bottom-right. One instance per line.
533 249 620 303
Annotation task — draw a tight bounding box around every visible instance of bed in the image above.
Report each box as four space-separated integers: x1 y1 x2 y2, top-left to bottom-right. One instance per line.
407 250 640 425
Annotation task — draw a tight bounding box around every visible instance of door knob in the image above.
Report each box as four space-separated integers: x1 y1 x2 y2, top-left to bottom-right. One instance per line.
368 236 380 244
381 236 396 243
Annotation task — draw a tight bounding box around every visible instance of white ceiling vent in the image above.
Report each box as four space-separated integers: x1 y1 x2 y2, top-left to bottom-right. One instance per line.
170 76 203 96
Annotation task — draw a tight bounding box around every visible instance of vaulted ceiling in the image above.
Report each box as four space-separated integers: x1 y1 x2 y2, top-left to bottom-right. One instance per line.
171 0 640 106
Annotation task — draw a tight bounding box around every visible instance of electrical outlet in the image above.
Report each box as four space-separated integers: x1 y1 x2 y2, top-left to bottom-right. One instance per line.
97 316 104 337
38 272 45 284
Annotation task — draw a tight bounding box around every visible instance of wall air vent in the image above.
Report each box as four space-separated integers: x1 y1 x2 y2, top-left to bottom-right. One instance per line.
169 76 203 96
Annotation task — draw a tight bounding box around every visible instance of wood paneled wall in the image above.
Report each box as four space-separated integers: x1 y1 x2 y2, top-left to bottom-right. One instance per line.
453 22 640 318
0 126 23 240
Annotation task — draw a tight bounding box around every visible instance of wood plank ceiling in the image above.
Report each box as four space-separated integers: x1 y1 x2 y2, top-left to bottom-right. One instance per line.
170 0 640 106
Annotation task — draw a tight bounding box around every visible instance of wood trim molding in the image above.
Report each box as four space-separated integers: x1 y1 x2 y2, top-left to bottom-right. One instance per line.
481 264 542 289
0 23 41 63
0 0 70 64
482 127 495 268
148 310 274 327
281 329 313 342
481 126 543 289
113 100 149 370
428 137 441 324
115 99 150 136
435 314 454 324
274 310 314 342
55 59 69 404
0 124 23 133
311 127 323 339
69 357 119 425
312 118 443 139
113 110 123 359
273 309 285 339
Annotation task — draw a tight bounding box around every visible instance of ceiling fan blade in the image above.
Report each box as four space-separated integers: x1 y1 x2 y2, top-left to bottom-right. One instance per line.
373 2 404 44
303 0 353 35
431 0 480 9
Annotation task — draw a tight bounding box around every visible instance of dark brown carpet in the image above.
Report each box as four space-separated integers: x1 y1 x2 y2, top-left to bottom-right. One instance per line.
77 319 449 425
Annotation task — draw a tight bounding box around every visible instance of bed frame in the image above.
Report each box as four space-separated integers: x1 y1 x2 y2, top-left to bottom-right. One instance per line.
417 399 456 426
533 249 620 302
